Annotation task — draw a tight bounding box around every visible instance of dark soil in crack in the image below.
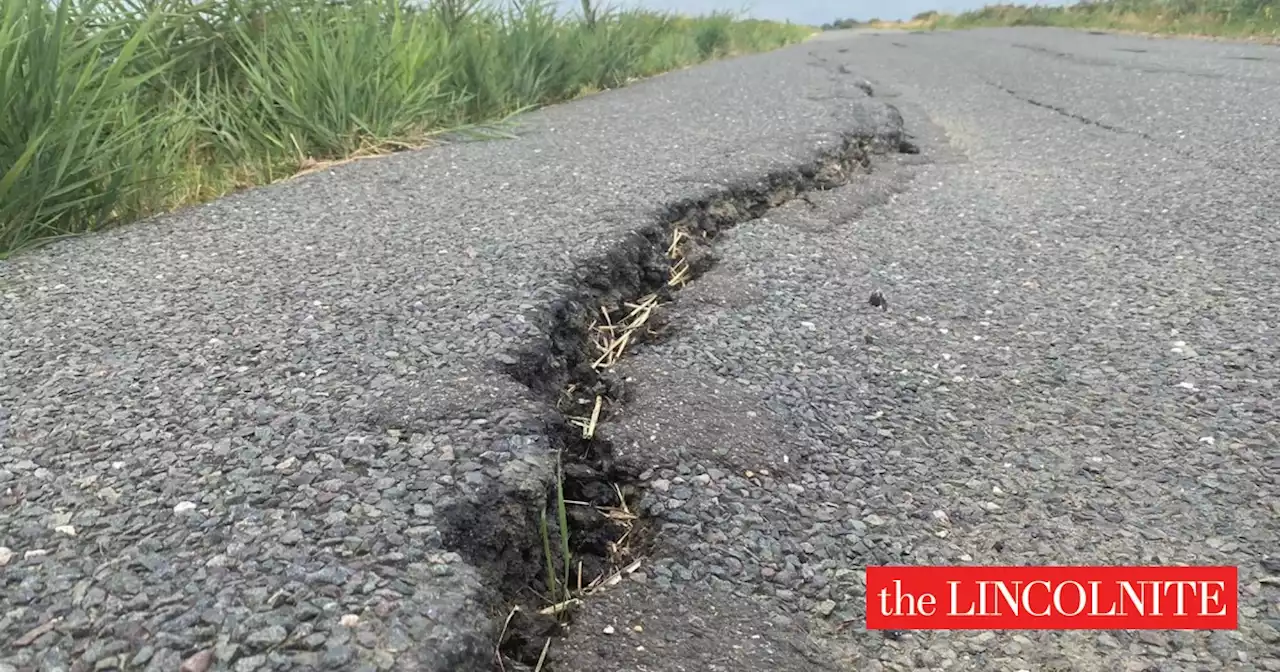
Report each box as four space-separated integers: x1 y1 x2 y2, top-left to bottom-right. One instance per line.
442 126 915 672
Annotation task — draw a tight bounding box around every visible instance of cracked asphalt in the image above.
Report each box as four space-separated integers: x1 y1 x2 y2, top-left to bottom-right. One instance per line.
0 32 901 672
1 24 1277 672
552 28 1280 672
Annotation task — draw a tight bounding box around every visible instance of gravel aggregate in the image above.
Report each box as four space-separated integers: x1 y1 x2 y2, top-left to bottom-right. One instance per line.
5 25 1278 672
553 28 1279 672
0 40 902 672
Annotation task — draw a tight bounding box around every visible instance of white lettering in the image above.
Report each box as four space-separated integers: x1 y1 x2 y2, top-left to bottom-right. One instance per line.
949 581 975 616
1053 580 1087 617
1199 581 1227 617
1022 580 1051 617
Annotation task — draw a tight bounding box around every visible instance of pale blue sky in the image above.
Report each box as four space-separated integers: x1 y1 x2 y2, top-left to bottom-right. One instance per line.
559 0 1060 26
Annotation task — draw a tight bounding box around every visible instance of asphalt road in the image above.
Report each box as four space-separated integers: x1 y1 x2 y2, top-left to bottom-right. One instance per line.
551 27 1280 672
2 25 1278 672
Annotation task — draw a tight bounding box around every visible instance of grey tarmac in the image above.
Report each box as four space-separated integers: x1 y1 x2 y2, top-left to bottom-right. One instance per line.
551 27 1280 672
1 24 1278 672
0 30 902 672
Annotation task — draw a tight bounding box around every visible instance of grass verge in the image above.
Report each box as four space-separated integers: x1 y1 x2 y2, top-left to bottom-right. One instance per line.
904 1 1280 41
0 0 813 257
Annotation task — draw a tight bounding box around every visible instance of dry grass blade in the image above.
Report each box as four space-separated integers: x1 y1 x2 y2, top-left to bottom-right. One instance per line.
533 638 552 672
667 228 689 258
583 395 603 439
537 598 582 616
495 606 521 671
668 258 691 287
584 558 644 592
601 507 638 522
613 483 630 513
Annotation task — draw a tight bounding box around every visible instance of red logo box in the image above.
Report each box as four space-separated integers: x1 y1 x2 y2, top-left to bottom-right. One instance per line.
866 565 1238 630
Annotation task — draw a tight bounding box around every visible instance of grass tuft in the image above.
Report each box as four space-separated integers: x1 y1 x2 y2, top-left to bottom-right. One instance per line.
0 0 813 256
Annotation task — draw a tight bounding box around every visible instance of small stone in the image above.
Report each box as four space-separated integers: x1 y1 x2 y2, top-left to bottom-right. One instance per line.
1137 631 1167 647
603 625 615 635
174 501 197 515
214 642 239 663
54 525 76 536
1253 621 1280 643
246 625 288 649
863 514 886 526
234 654 267 672
816 600 837 616
0 547 12 566
132 646 155 666
322 646 353 666
24 549 47 560
340 614 360 628
179 650 214 672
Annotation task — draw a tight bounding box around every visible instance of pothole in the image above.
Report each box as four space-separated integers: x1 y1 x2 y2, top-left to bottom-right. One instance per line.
443 127 916 671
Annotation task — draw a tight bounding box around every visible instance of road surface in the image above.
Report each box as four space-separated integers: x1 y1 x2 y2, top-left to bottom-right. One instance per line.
2 25 1277 672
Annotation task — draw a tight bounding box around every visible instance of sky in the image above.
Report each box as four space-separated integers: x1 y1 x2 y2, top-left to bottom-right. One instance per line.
558 0 1059 25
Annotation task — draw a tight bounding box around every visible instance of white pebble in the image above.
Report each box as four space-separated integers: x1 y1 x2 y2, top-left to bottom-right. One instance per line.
0 547 12 566
340 614 360 627
603 625 615 635
173 501 197 514
54 525 76 537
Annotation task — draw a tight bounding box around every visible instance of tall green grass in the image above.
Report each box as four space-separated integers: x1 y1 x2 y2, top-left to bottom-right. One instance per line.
921 0 1280 39
0 0 812 256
